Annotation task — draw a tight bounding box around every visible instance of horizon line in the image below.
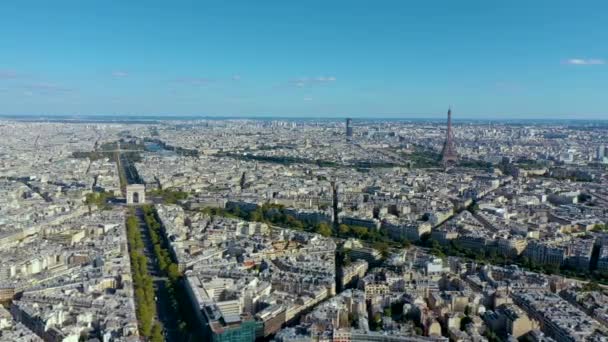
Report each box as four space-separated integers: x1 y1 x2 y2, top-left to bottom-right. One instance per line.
1 113 608 122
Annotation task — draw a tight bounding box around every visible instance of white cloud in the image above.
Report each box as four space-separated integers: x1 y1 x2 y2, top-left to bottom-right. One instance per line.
564 58 605 65
303 97 313 101
24 82 73 93
111 71 129 77
0 70 19 80
172 77 213 86
232 75 241 81
290 75 337 87
314 76 336 82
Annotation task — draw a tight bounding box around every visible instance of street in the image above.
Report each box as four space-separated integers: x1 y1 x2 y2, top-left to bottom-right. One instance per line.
134 207 180 342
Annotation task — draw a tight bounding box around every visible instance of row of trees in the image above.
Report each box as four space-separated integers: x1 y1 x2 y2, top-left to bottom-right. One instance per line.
208 200 608 290
72 150 114 161
422 235 608 286
221 152 334 167
424 237 535 270
125 213 163 341
116 153 128 190
207 202 606 286
223 152 403 169
205 203 406 257
142 205 181 281
141 205 203 340
208 203 334 236
224 203 394 245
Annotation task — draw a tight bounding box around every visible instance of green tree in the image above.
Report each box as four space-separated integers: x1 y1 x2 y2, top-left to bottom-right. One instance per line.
151 323 164 342
582 281 601 292
372 312 383 330
138 306 153 337
249 208 264 222
84 191 114 210
339 224 350 236
352 226 368 239
373 241 390 258
168 263 181 281
483 329 501 342
316 222 333 237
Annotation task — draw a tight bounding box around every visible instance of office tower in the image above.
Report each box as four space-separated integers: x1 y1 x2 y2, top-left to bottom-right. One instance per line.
346 118 353 139
597 145 606 160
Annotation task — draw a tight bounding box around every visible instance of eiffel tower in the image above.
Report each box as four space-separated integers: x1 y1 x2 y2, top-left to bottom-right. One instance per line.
441 107 458 167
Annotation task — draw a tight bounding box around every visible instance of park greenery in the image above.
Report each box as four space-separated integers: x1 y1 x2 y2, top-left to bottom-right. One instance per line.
401 145 493 170
84 191 115 210
147 188 189 204
510 157 549 170
143 138 199 157
458 158 493 170
404 146 441 168
72 140 145 162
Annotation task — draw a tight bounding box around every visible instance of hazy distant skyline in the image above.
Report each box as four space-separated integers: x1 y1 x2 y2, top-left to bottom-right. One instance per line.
1 1 607 119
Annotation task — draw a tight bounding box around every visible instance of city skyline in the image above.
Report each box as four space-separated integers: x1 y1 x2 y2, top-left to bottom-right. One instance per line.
1 1 608 119
2 116 608 341
3 3 608 341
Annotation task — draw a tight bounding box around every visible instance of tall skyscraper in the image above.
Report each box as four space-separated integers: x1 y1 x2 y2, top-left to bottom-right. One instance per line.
597 145 607 161
346 118 353 140
440 108 458 167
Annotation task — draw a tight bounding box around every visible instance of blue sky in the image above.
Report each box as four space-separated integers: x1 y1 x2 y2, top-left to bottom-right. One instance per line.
1 1 607 119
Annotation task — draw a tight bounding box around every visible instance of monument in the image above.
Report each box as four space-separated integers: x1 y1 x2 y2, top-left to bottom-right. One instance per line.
126 184 146 205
